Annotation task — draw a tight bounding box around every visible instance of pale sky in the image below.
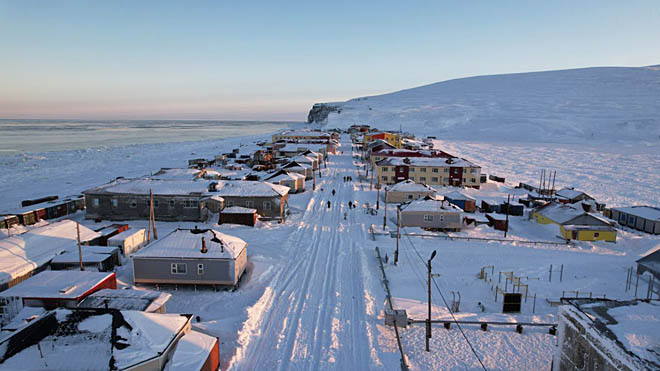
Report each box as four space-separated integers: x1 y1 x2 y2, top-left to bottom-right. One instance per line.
1 1 659 121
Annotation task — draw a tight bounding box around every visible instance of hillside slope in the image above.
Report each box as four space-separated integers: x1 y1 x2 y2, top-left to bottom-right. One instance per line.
309 66 660 143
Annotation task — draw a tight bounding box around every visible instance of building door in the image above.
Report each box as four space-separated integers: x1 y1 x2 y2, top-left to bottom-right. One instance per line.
572 231 578 240
449 167 463 186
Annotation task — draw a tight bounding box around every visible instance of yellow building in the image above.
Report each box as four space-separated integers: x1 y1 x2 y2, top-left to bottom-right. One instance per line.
364 132 402 149
531 202 617 242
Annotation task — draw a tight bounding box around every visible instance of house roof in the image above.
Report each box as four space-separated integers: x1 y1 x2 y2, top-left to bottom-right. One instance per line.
275 130 330 137
77 288 172 312
164 330 217 371
221 206 257 214
385 179 436 193
377 156 477 168
0 220 101 287
400 199 462 213
555 187 593 201
0 271 116 300
636 247 660 280
134 228 247 260
0 309 191 370
443 191 476 201
151 168 202 180
612 206 660 221
265 170 304 182
84 178 212 196
535 202 611 226
214 180 289 197
107 227 145 242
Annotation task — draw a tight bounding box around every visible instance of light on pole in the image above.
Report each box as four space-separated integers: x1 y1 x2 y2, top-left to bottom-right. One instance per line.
426 250 437 352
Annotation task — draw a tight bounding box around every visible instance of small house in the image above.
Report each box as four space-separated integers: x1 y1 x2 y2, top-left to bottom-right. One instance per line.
488 174 505 183
133 228 248 287
0 215 19 230
399 198 463 231
280 160 313 180
531 202 617 242
384 179 436 203
50 245 121 272
77 288 171 313
165 329 220 371
265 170 306 193
219 207 258 227
107 227 147 255
213 180 290 220
0 270 117 324
611 206 660 235
443 191 477 212
481 200 500 213
93 223 129 245
200 195 225 214
498 202 524 216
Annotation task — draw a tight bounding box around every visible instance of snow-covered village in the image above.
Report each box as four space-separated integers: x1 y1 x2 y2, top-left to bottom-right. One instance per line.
1 2 659 371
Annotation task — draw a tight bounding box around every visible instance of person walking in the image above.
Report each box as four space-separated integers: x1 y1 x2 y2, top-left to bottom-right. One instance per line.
332 189 335 196
348 201 353 209
327 200 331 209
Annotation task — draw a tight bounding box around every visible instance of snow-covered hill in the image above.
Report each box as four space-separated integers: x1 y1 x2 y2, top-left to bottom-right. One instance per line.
309 66 660 143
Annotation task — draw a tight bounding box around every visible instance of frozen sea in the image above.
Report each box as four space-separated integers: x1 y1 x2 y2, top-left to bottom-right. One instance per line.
0 119 294 211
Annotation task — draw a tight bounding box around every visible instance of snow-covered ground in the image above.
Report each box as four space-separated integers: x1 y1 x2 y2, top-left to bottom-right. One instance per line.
2 128 658 369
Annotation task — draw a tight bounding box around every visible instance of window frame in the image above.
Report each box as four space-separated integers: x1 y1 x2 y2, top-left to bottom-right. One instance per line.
171 263 187 275
423 215 434 222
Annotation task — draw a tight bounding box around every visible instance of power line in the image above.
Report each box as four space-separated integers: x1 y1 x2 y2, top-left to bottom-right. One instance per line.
402 228 487 370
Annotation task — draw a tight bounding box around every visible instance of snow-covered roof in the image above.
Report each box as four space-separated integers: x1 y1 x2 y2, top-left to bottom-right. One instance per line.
0 220 101 287
377 156 477 168
555 187 592 200
443 190 476 201
290 154 316 164
107 227 145 242
134 228 247 260
78 289 172 312
151 168 202 180
0 271 115 300
214 180 289 197
281 161 312 170
612 206 660 221
277 143 307 152
400 199 462 213
201 195 225 203
385 179 436 193
221 206 257 214
0 309 191 370
164 330 217 371
371 148 452 157
265 170 304 182
536 202 612 226
84 177 212 196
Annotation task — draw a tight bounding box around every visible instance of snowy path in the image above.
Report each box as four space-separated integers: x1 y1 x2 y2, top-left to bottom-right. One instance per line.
233 142 382 370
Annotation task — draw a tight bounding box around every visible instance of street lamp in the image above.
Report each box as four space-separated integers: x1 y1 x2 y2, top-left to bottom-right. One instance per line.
426 250 437 352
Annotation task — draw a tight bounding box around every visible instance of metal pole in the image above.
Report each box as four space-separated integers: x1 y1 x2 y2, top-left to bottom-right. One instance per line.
635 272 639 297
560 264 563 282
549 264 552 282
76 222 85 271
384 191 388 229
376 187 380 210
533 293 536 314
395 206 400 265
504 194 510 238
426 250 436 352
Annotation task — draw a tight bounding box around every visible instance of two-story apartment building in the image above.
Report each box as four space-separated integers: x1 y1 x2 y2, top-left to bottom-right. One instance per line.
369 148 454 168
363 132 402 149
272 130 332 143
375 157 481 188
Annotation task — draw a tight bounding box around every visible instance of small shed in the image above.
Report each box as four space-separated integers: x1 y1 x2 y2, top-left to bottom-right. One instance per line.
265 170 306 193
399 198 463 231
164 330 220 371
384 179 436 203
488 174 505 183
200 195 225 213
611 206 660 235
498 202 524 216
485 213 508 231
107 227 147 255
133 228 248 287
77 288 172 313
219 206 258 227
0 270 117 324
0 215 19 230
93 223 129 246
50 246 120 272
444 191 476 212
636 248 660 281
481 200 500 213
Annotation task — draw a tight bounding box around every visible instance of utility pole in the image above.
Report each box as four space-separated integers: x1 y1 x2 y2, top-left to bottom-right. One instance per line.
383 190 388 229
76 222 85 271
426 250 437 352
395 205 400 265
376 186 380 210
150 189 158 240
504 194 510 238
313 167 317 191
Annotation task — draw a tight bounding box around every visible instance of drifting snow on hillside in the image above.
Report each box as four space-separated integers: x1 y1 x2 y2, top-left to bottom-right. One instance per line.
313 66 660 144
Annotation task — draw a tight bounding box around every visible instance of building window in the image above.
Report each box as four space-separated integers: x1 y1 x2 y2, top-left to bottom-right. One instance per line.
263 201 271 210
197 264 204 275
432 177 439 182
410 168 415 172
144 200 150 208
383 167 388 172
227 200 234 207
471 178 476 183
130 200 137 208
439 215 445 222
444 177 449 182
153 200 159 208
444 168 449 173
246 200 254 208
111 198 118 208
169 199 176 208
424 215 434 222
391 176 396 181
92 198 99 207
420 177 426 182
432 168 439 173
184 200 197 208
407 194 413 199
594 232 600 238
420 168 426 172
382 176 388 181
470 169 476 174
171 263 187 274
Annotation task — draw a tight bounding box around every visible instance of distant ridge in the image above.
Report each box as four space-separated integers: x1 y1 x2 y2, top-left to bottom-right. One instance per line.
309 66 660 144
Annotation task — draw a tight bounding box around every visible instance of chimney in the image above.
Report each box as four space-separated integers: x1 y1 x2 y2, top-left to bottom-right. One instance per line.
201 237 207 254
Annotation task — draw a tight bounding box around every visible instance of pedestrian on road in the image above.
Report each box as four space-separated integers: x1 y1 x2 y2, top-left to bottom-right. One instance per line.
344 212 347 220
327 200 331 209
348 201 353 209
332 189 335 196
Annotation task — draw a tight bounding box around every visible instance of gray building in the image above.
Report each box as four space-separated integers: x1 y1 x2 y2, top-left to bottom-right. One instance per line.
611 206 660 235
83 178 214 222
214 180 290 220
133 228 248 287
399 198 463 231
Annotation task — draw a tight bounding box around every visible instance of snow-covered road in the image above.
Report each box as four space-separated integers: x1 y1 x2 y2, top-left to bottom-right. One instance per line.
233 141 383 369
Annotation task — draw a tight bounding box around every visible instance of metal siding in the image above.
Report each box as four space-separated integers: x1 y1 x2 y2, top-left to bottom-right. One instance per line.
133 257 236 285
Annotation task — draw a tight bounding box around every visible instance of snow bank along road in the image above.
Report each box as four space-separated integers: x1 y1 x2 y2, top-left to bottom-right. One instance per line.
233 141 384 369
